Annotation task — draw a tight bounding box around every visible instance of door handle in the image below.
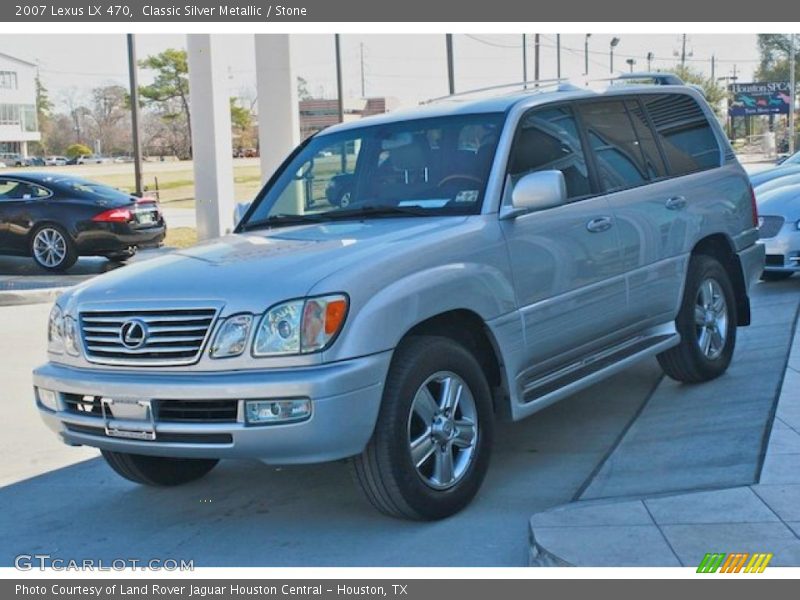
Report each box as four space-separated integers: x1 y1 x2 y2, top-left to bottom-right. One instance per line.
586 216 613 233
665 196 687 210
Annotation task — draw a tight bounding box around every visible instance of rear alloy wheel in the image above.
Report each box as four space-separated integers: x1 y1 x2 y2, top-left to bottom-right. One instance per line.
658 255 736 383
30 225 77 272
352 335 493 520
101 450 218 486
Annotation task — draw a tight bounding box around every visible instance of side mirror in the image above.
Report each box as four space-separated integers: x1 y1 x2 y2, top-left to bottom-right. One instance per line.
504 170 567 218
233 202 252 226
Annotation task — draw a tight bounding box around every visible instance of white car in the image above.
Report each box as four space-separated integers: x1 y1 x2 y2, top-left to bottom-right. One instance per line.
0 161 7 169
45 156 68 166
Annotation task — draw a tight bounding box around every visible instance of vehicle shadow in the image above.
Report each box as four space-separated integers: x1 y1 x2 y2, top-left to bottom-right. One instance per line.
0 360 662 568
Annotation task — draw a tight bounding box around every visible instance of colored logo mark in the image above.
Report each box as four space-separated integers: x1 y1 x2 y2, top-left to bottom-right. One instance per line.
696 552 773 573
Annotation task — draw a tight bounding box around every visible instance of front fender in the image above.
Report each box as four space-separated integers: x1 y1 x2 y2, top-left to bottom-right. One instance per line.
321 261 516 362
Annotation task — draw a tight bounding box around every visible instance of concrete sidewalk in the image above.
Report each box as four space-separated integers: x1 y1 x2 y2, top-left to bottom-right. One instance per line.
529 313 800 567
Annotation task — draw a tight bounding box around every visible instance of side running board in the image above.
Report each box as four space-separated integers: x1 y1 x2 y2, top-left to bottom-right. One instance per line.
515 325 679 420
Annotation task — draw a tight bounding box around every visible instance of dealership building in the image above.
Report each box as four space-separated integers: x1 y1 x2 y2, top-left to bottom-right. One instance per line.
0 51 40 159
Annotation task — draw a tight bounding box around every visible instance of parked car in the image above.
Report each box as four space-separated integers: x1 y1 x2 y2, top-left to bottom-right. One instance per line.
33 85 763 520
0 161 6 169
0 173 165 271
18 156 45 167
77 155 113 165
45 156 68 166
749 164 800 188
776 150 800 166
755 183 800 280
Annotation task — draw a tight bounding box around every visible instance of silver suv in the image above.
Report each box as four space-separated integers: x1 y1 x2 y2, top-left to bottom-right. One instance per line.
34 84 764 520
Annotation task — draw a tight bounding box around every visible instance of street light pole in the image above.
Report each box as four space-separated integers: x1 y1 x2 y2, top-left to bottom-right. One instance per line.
647 52 654 71
126 34 143 198
522 34 528 88
534 34 540 86
609 37 620 74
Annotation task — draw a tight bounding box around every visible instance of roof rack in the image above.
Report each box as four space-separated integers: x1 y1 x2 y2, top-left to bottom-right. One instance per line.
422 78 570 104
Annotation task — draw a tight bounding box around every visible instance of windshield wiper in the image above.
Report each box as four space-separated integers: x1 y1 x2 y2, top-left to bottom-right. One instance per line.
321 205 433 219
240 213 329 231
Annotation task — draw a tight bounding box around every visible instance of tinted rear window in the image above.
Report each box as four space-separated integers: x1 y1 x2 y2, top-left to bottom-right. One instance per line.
642 93 721 176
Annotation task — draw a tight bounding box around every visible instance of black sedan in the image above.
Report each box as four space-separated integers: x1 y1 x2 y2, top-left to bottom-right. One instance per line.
0 173 166 271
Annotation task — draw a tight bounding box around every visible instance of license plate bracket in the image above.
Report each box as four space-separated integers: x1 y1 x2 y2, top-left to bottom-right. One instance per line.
100 397 156 441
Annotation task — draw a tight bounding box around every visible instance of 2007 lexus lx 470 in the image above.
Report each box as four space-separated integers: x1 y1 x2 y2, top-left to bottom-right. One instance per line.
34 83 764 520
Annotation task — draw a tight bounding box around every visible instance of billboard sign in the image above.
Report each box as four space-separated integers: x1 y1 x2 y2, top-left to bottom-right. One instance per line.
728 82 792 116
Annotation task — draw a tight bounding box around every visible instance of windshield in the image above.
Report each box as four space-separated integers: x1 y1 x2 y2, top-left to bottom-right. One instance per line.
241 113 505 229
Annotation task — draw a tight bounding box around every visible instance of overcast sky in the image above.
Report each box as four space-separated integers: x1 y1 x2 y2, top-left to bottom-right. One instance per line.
0 33 763 111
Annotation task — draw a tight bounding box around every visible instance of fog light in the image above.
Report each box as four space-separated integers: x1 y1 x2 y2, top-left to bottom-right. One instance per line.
37 388 59 411
245 399 311 424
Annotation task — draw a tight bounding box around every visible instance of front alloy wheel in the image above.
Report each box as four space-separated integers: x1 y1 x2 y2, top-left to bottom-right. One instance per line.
352 335 493 520
408 371 478 490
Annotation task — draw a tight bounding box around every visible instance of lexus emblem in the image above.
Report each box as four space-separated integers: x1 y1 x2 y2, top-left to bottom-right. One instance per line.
119 319 148 349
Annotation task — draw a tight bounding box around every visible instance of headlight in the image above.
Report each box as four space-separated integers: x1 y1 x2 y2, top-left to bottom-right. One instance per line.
210 314 253 358
253 294 348 357
47 305 65 354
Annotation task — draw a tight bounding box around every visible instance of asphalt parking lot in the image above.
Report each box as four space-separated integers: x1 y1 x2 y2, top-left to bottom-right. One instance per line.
0 279 796 567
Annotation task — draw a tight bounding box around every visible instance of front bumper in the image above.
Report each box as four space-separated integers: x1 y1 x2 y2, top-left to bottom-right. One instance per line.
758 227 800 272
33 351 391 464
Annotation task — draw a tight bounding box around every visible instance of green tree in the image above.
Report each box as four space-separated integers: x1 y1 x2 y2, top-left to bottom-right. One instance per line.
65 143 92 158
755 34 800 82
230 97 255 149
667 65 727 116
138 48 192 157
31 73 54 154
297 76 312 100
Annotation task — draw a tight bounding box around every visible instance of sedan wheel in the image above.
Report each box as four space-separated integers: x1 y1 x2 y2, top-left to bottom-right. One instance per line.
30 226 77 271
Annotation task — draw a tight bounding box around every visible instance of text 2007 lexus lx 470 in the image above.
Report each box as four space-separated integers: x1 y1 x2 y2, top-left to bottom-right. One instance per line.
34 84 764 520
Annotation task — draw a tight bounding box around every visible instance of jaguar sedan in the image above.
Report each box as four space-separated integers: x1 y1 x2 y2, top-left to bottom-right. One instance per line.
0 173 166 271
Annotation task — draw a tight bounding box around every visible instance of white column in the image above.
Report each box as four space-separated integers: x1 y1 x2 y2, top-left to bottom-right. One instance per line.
187 34 235 241
255 34 300 184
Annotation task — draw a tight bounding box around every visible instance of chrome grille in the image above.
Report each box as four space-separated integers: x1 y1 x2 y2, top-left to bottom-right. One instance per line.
79 308 218 366
759 215 785 239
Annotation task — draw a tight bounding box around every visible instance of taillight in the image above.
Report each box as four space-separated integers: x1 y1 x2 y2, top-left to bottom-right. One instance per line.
749 184 759 228
92 208 132 223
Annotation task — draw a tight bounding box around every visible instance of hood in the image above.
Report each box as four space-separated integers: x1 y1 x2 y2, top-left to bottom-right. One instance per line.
64 216 468 316
757 184 800 221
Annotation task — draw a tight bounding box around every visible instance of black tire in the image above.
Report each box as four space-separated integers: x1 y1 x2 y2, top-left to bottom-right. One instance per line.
106 248 137 263
658 254 737 383
352 335 494 520
29 224 78 272
101 450 218 486
760 270 793 282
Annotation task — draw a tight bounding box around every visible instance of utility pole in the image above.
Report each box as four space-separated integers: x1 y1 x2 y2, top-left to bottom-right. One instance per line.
711 54 716 81
534 34 540 86
126 34 143 198
556 34 561 79
790 33 796 155
584 34 591 76
681 33 687 69
522 34 528 87
334 34 344 123
647 51 654 71
446 34 455 95
359 42 366 98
